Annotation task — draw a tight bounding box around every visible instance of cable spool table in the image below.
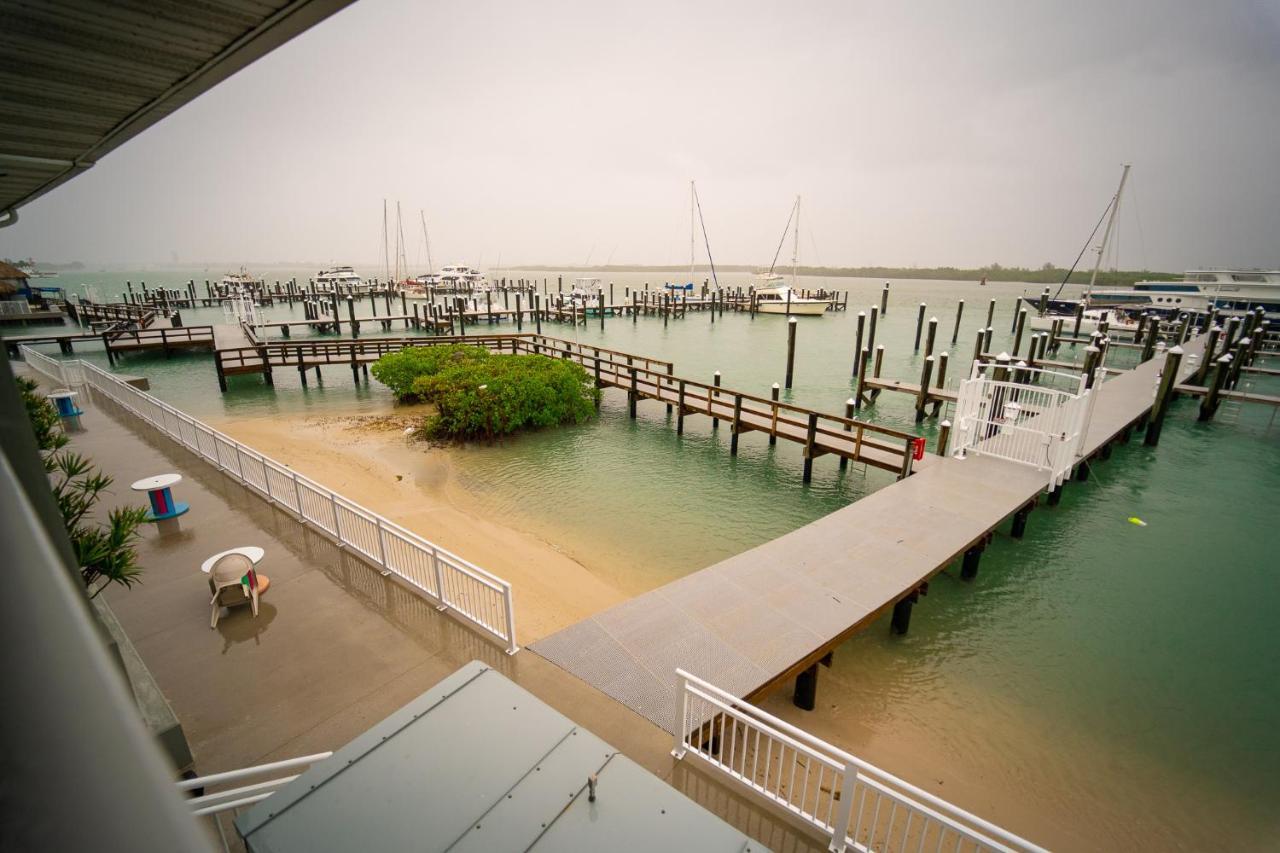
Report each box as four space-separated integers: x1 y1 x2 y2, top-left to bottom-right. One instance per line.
47 390 84 430
131 473 190 534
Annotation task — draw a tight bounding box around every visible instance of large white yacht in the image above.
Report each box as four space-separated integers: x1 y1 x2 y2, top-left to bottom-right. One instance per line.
1085 269 1280 315
315 266 364 291
435 264 487 293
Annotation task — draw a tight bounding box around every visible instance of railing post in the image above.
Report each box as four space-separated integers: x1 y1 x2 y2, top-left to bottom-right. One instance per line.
827 764 857 853
502 585 519 655
374 517 389 569
330 493 344 545
291 472 304 518
431 548 448 609
671 672 690 758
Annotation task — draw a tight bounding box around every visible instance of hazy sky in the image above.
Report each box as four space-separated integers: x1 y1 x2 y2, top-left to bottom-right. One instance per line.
3 0 1278 271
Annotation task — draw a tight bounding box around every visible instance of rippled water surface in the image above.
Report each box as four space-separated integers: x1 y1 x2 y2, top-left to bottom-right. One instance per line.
32 268 1280 849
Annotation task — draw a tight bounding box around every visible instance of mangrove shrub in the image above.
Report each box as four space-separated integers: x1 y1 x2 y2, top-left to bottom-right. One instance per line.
371 345 598 440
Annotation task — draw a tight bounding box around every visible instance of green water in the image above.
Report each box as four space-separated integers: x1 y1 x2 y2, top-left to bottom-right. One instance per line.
34 269 1280 849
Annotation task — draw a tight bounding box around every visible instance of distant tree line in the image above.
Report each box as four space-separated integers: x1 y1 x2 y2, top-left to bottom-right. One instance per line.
508 263 1177 290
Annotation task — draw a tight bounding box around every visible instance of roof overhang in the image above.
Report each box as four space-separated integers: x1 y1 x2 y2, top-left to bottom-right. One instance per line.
0 0 358 224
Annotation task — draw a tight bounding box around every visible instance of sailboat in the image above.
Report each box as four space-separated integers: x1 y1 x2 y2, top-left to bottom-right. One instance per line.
754 195 827 316
1028 165 1142 334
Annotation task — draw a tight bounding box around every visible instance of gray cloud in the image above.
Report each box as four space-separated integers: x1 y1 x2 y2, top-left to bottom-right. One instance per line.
3 0 1277 271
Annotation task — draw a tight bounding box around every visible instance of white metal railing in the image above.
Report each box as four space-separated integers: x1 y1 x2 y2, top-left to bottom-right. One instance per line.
952 362 1093 490
672 670 1047 853
0 300 32 315
18 344 85 387
24 355 518 653
177 752 332 851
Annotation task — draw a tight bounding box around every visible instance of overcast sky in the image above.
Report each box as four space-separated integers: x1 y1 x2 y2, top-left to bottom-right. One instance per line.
3 0 1278 271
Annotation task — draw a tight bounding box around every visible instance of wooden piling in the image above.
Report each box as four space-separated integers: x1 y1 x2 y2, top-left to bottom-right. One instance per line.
913 303 927 351
852 311 865 377
712 371 722 428
915 357 934 422
952 300 964 344
1144 346 1183 446
1199 354 1232 421
854 348 870 411
785 317 797 389
730 395 744 455
1013 308 1027 356
769 383 780 444
923 316 938 360
937 419 951 456
802 412 818 483
880 283 890 316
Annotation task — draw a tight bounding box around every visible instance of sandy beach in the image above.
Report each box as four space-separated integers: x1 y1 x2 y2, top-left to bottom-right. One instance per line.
211 407 628 643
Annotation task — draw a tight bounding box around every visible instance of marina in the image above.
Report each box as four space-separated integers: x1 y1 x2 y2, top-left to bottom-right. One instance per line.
4 2 1279 851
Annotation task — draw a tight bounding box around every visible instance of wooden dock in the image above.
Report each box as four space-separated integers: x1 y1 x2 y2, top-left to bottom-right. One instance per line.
530 335 1210 734
213 332 923 476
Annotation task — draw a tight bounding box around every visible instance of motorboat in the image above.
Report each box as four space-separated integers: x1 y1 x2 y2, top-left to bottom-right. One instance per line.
316 266 364 291
754 283 828 315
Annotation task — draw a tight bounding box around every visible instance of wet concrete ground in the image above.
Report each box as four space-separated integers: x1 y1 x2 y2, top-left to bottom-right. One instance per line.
31 369 825 852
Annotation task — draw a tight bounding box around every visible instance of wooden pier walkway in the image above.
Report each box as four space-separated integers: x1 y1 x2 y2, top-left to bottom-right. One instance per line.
213 332 923 475
530 336 1209 734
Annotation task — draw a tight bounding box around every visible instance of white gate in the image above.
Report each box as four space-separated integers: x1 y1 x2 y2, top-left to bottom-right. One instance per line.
952 360 1096 489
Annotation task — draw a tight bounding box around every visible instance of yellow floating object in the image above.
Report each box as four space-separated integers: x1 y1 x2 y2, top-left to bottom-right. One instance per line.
1128 517 1147 527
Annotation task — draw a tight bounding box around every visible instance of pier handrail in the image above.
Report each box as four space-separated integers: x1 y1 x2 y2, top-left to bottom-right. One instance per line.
38 359 519 655
672 669 1047 853
18 344 85 387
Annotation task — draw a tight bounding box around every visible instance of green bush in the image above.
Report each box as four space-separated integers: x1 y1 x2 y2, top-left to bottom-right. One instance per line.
369 344 490 399
370 345 598 440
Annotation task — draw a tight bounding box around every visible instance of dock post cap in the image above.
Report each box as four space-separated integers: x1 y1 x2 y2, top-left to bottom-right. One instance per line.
926 355 935 362
1085 345 1101 352
846 397 855 405
1237 337 1251 346
930 316 938 322
995 351 1010 360
771 382 779 388
1218 353 1233 363
1016 360 1027 367
876 344 885 351
940 351 949 357
941 419 952 426
1167 345 1184 354
857 310 865 316
714 370 721 376
788 316 797 323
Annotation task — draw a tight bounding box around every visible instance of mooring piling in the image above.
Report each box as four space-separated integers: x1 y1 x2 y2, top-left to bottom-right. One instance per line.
785 317 798 389
1144 345 1183 446
852 311 865 376
952 300 964 344
913 303 927 351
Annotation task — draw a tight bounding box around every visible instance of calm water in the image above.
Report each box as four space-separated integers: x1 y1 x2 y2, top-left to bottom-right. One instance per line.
35 268 1280 849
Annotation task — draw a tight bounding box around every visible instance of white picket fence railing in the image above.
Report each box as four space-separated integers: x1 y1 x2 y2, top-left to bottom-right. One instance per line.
673 670 1047 853
18 344 86 387
952 362 1093 490
21 352 518 654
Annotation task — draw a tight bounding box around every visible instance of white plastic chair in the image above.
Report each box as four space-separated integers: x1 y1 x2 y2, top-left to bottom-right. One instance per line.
208 553 265 628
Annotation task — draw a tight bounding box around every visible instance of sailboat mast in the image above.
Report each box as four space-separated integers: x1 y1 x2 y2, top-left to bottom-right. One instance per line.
689 180 696 285
382 199 390 285
420 211 434 276
791 195 801 288
396 201 407 282
1087 164 1130 295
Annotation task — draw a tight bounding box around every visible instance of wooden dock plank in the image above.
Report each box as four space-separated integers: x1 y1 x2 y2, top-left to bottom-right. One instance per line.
531 336 1209 734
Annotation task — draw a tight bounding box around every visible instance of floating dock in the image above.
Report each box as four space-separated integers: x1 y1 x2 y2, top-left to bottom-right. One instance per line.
530 335 1210 733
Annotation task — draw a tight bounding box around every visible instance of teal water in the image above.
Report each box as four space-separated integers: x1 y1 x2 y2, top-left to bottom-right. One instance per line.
31 268 1280 849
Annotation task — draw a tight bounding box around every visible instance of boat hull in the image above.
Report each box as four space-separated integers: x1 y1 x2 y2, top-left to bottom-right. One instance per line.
756 301 827 316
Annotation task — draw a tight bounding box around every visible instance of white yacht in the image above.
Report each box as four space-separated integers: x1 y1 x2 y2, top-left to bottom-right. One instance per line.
1085 269 1280 316
436 264 486 293
315 266 364 291
754 281 828 315
567 277 603 302
218 269 262 290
